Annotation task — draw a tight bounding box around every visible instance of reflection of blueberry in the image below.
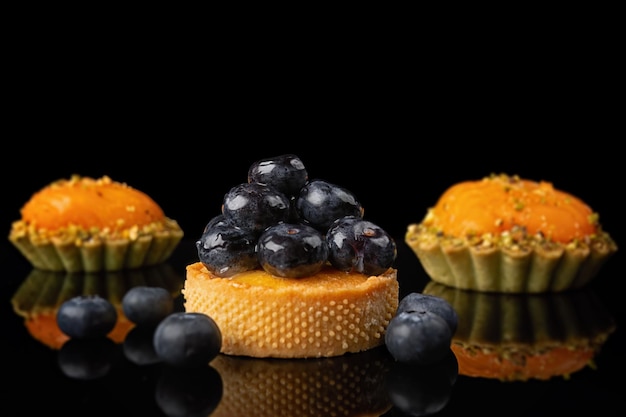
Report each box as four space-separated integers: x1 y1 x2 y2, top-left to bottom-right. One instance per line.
397 292 458 335
122 286 174 327
57 337 118 380
155 365 223 417
153 312 222 368
57 295 117 339
385 310 452 365
385 348 458 416
123 326 161 366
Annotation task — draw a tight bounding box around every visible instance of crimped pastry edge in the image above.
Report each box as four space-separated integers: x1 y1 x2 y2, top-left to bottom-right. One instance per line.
9 218 184 272
406 223 617 293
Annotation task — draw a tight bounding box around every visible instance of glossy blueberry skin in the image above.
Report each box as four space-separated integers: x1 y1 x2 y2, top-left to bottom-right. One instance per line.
385 310 452 365
153 312 222 368
295 179 364 232
397 292 458 335
196 216 259 277
56 295 118 339
222 182 291 235
326 216 397 276
122 286 174 327
247 154 308 198
257 223 329 278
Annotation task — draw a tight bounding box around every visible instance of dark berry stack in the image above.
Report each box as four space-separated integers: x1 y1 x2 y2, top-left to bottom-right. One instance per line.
196 154 397 278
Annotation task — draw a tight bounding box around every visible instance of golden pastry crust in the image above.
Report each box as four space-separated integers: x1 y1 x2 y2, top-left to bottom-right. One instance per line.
9 175 184 272
183 262 399 358
406 174 617 293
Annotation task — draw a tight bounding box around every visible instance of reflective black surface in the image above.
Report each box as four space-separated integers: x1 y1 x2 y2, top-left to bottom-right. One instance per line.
3 239 625 416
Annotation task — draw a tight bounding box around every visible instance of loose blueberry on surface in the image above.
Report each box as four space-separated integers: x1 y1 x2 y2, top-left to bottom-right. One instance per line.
153 312 222 368
257 223 329 278
122 286 174 327
295 179 364 232
385 310 452 365
56 295 118 339
196 216 259 277
222 182 291 234
397 292 458 335
326 216 397 276
247 154 308 198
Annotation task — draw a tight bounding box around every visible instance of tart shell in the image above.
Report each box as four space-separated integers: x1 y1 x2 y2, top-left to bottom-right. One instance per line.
183 262 399 358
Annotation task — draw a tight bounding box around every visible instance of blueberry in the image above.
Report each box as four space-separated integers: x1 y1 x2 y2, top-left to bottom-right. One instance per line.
295 179 364 232
326 216 397 276
397 292 458 335
153 312 222 368
256 223 329 278
222 182 291 234
385 310 452 365
196 216 259 277
247 154 308 198
122 286 174 327
56 295 117 339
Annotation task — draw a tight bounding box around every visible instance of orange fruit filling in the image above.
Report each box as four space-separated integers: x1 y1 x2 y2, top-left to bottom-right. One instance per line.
426 174 596 243
20 175 165 231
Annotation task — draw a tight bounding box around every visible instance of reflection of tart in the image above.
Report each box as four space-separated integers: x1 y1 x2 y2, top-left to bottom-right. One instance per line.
423 281 616 381
11 264 183 349
406 174 617 293
9 175 184 272
184 262 398 358
209 347 391 417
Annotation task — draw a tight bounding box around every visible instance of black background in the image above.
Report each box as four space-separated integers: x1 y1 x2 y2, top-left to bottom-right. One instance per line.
2 33 624 415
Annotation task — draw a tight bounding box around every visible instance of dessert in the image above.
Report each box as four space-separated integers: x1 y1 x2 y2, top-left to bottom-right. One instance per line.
183 154 399 358
11 263 183 349
423 281 616 381
9 175 184 272
406 173 617 293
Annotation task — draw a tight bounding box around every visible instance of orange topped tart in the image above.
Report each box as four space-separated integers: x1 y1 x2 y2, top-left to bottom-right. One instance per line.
423 281 616 381
406 173 617 293
183 262 398 358
9 175 184 272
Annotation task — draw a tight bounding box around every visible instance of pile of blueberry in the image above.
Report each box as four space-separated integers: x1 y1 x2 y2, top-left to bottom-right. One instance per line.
197 154 397 278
